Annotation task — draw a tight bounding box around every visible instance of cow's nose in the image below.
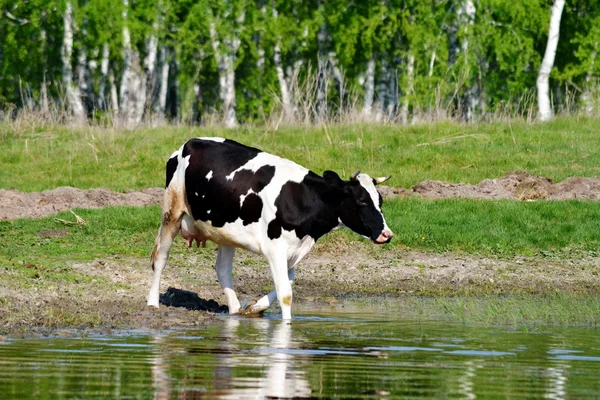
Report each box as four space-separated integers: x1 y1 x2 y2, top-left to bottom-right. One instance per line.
375 230 393 244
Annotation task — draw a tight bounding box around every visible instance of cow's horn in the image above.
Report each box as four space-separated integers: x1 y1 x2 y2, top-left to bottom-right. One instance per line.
351 170 361 180
374 175 391 185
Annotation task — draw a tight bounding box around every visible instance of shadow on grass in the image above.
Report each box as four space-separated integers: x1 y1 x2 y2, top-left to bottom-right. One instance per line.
160 287 228 314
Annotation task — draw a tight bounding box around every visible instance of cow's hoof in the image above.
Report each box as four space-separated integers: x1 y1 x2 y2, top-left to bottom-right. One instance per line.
236 302 267 317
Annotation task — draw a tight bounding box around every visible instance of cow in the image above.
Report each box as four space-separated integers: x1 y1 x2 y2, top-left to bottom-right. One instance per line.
147 137 393 320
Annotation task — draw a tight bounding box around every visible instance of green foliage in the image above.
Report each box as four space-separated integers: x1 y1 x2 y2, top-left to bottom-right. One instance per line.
1 0 599 121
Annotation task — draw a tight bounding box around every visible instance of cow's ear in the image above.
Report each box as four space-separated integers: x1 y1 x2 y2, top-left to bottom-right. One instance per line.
323 170 344 189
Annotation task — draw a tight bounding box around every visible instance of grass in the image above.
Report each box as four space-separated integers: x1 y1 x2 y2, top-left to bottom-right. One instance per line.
384 197 600 256
1 117 600 192
3 197 600 272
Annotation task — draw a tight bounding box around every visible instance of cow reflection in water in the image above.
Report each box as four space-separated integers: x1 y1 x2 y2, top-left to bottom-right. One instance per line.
152 319 311 399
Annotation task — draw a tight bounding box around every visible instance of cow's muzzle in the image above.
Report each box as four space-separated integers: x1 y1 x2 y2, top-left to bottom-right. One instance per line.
375 230 393 244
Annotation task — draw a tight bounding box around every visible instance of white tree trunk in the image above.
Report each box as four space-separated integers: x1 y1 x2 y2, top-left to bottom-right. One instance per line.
98 43 109 110
274 41 293 120
209 14 241 128
154 46 170 122
109 71 119 114
582 45 597 115
119 0 132 125
362 57 376 118
315 23 330 119
458 0 476 121
537 0 565 121
140 28 158 122
61 1 85 124
401 53 415 124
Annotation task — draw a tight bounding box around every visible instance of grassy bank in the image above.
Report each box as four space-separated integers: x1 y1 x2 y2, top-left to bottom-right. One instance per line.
3 198 600 269
1 117 599 192
3 200 600 333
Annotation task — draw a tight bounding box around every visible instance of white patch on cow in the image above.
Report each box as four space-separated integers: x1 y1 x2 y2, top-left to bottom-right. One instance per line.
206 210 211 214
202 194 205 198
356 173 391 232
356 174 382 212
205 170 213 181
194 192 198 196
198 137 226 143
181 154 191 171
169 150 179 159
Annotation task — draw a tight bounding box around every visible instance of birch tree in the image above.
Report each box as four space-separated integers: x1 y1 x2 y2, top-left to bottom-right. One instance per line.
61 1 86 124
537 0 566 121
207 0 246 128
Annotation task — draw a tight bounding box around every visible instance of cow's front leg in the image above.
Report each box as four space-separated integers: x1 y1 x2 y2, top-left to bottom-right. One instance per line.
245 267 295 315
266 249 293 320
215 245 241 314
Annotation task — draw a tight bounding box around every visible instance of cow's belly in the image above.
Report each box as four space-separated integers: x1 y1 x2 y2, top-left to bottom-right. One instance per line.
188 217 262 253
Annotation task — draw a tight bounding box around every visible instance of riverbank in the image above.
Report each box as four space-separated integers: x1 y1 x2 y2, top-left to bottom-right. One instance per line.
2 240 600 335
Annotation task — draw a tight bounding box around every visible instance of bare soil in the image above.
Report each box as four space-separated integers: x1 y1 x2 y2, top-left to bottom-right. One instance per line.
2 242 600 335
2 171 600 335
2 171 600 221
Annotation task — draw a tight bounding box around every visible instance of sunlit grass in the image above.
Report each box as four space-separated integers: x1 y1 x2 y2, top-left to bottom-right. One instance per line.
1 117 599 192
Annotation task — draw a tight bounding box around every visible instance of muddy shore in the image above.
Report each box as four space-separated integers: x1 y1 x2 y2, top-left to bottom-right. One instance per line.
2 171 600 335
2 242 599 335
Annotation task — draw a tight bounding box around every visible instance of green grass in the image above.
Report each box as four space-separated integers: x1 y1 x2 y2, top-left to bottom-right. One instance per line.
384 198 600 256
2 198 600 274
1 117 599 191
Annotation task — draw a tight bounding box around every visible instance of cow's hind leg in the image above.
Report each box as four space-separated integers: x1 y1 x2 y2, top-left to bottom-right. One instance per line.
215 245 242 314
148 209 182 308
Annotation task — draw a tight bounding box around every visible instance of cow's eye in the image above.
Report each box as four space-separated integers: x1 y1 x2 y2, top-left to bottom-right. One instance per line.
357 199 368 207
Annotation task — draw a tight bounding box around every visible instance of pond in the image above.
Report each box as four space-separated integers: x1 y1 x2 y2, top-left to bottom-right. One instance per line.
1 302 600 399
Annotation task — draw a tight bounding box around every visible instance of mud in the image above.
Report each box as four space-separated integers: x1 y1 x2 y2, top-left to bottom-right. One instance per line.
2 243 600 335
3 172 600 221
409 171 600 201
0 187 163 220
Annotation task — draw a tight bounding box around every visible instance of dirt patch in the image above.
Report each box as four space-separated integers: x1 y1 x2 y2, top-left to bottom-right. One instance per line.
406 171 600 201
0 187 163 220
3 243 600 335
3 172 600 221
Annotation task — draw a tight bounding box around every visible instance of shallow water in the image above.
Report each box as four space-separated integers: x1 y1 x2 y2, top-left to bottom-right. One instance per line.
2 303 600 399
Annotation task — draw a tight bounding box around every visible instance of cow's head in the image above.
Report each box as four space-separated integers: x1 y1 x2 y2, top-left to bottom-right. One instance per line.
324 170 394 244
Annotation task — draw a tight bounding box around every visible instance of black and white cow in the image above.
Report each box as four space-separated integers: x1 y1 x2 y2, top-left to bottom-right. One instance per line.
148 137 393 320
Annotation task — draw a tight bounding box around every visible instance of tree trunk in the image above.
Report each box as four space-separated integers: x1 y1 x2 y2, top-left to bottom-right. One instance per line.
315 23 330 119
141 27 158 123
209 6 244 129
274 41 293 120
459 0 476 121
537 0 565 122
167 57 179 121
61 1 85 124
362 57 376 118
119 0 132 125
272 7 293 120
109 71 119 114
98 43 110 110
582 46 598 115
154 46 170 123
401 53 415 124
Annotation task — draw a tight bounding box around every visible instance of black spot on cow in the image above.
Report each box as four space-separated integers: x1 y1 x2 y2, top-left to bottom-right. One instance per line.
166 156 178 188
240 193 263 225
267 172 341 241
182 139 275 227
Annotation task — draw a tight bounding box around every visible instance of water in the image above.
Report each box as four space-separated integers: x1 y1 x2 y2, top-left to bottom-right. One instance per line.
1 303 600 399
